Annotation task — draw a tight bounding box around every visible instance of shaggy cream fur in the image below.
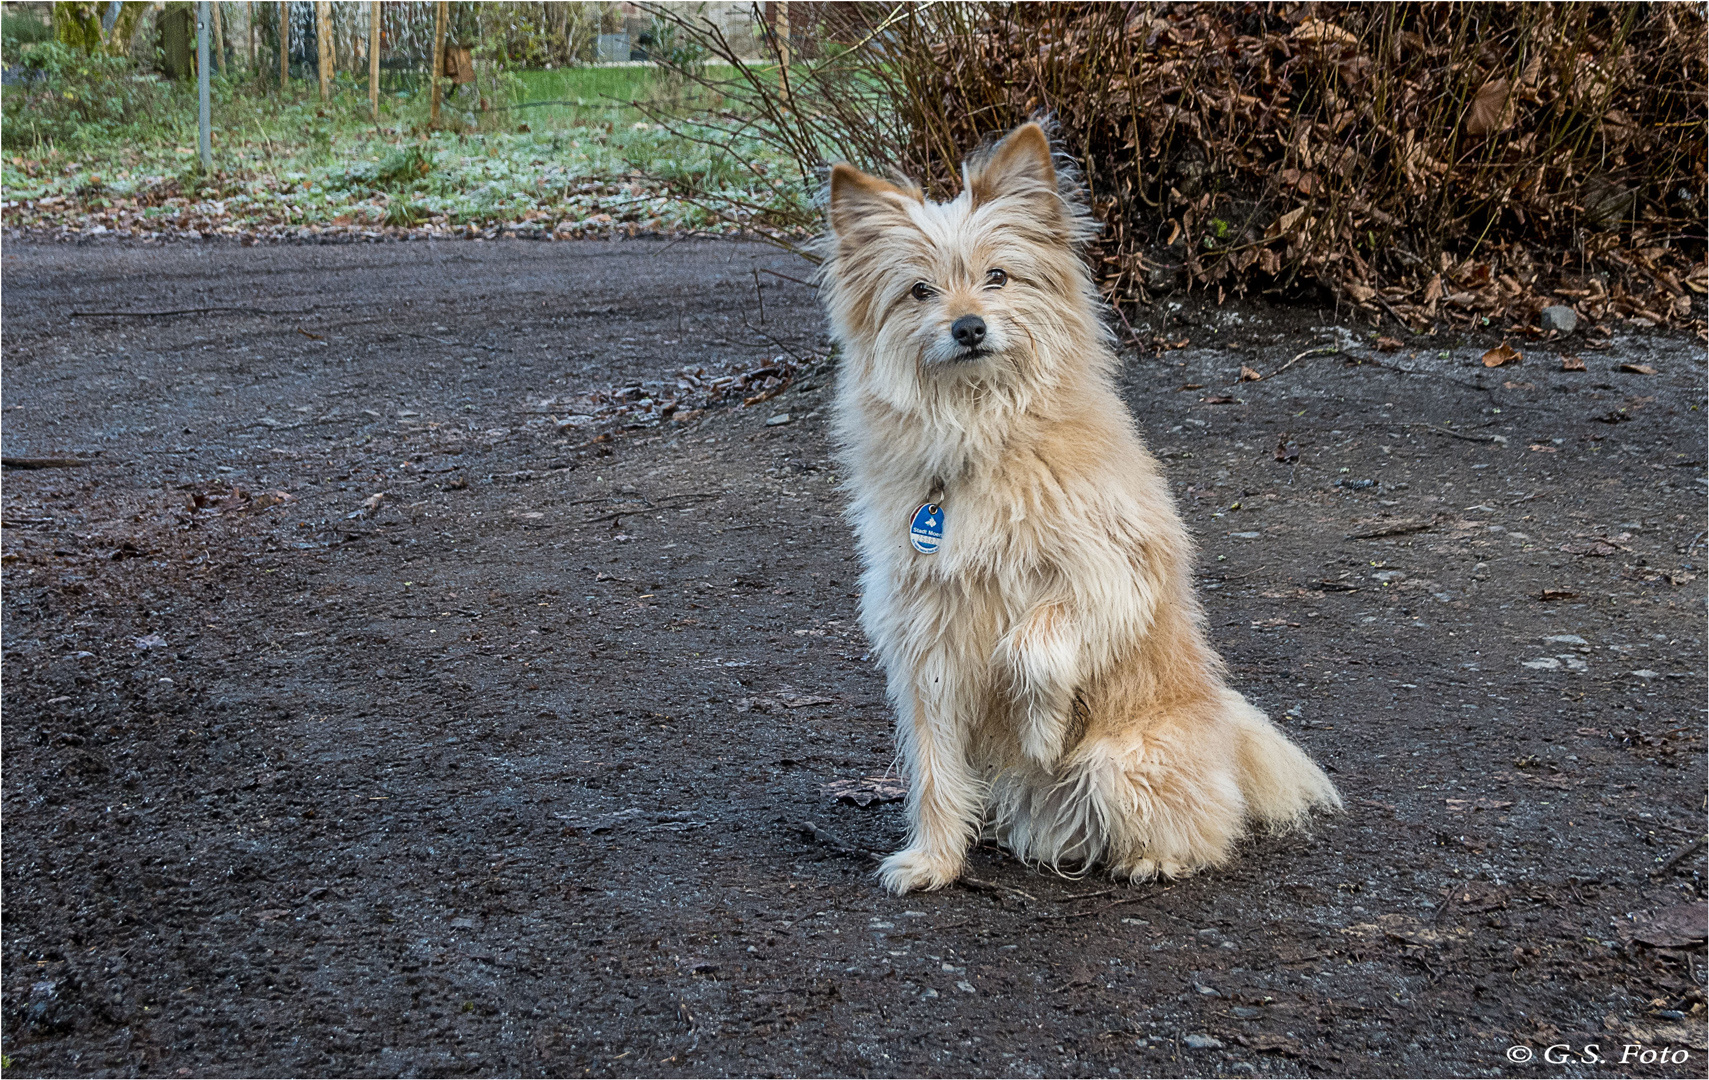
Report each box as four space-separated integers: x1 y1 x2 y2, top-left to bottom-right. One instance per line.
822 123 1341 896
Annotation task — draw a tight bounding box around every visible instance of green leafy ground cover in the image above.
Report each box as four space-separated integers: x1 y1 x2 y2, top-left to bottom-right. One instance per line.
1 59 799 242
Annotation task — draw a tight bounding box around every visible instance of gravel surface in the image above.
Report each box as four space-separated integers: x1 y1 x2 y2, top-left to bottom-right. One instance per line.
3 237 1704 1078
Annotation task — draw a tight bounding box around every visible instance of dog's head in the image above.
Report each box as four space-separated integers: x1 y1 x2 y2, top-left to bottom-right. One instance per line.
822 123 1100 396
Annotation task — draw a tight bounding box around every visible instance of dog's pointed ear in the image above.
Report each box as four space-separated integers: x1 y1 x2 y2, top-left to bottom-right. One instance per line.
965 123 1059 214
828 163 916 238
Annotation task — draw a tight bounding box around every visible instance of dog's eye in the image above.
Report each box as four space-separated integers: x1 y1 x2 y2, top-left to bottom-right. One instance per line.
910 281 935 301
985 268 1008 288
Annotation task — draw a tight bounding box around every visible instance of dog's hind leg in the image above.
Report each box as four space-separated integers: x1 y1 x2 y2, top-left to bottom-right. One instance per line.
878 649 987 895
1028 692 1338 882
1040 718 1250 883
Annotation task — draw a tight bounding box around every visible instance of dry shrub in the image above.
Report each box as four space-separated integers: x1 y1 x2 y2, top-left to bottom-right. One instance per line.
653 2 1705 331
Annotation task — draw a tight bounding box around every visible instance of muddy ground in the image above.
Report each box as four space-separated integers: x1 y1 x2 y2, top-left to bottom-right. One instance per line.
2 237 1705 1079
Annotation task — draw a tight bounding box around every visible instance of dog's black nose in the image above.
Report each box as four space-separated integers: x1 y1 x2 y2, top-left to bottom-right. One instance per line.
951 315 987 349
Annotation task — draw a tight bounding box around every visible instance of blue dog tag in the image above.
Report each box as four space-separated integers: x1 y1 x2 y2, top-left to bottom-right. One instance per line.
909 503 944 554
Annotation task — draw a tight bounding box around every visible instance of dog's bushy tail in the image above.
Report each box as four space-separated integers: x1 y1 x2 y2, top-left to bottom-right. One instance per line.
1225 691 1343 829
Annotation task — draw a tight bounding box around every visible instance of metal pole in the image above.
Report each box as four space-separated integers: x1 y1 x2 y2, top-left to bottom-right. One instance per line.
197 1 212 173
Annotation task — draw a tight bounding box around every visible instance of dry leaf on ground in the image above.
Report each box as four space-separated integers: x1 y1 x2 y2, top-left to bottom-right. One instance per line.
1624 902 1708 948
820 776 908 807
1481 342 1522 367
1445 797 1514 812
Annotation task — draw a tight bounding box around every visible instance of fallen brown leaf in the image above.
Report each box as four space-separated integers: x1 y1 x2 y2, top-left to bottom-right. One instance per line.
1465 77 1513 136
1559 355 1586 371
1236 1033 1304 1057
1538 589 1578 601
1375 336 1404 353
775 691 837 709
1618 363 1657 375
1238 365 1263 382
1200 395 1238 405
1625 902 1708 948
1527 444 1558 453
1481 342 1521 367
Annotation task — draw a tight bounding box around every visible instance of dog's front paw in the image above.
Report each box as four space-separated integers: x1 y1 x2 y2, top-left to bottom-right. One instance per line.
1121 856 1192 883
877 847 963 895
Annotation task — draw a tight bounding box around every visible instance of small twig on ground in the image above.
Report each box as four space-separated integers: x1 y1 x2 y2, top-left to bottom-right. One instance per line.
959 875 1039 903
1260 345 1339 381
1346 520 1436 540
793 821 879 861
70 306 314 318
1409 422 1506 443
1108 301 1146 351
751 267 766 325
739 315 813 364
2 457 94 470
755 267 817 289
1035 895 1150 921
1653 834 1706 875
1375 294 1416 332
648 230 713 257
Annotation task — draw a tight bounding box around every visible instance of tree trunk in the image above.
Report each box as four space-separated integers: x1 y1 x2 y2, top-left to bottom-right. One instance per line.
160 3 195 80
776 2 790 104
368 1 379 121
278 1 288 88
212 2 226 75
430 0 447 128
315 1 331 99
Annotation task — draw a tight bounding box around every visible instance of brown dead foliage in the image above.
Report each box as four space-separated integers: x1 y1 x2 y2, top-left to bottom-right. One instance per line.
660 2 1706 331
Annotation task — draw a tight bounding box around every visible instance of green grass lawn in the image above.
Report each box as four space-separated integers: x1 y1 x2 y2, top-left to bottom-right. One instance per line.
511 66 656 124
1 61 803 240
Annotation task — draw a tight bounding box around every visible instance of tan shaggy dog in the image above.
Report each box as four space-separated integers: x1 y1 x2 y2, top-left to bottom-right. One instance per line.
822 122 1341 896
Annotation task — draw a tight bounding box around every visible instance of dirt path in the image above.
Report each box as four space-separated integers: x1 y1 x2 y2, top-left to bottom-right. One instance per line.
3 238 1704 1078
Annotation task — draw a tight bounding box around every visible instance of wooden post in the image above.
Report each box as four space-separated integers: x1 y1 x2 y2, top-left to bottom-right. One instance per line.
212 2 226 75
429 0 447 129
776 1 790 104
314 1 331 99
368 1 379 120
278 1 288 89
